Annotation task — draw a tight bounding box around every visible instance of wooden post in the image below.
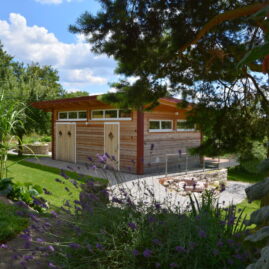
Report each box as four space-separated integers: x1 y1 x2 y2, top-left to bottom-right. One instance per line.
136 110 144 175
51 109 56 160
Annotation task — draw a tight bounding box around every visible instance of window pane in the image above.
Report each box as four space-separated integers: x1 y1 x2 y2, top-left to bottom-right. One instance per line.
105 110 117 118
78 111 87 119
177 120 195 130
161 121 172 129
149 121 160 129
92 111 104 118
119 109 131 118
68 112 78 119
59 112 67 119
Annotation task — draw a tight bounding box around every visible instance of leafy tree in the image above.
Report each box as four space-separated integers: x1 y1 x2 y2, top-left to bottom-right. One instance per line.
62 90 89 98
70 0 269 158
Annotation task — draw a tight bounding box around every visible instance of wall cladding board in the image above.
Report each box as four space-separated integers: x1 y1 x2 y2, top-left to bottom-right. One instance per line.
143 110 201 173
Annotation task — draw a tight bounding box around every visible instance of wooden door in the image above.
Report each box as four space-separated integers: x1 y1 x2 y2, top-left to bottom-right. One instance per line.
55 123 76 163
104 123 120 169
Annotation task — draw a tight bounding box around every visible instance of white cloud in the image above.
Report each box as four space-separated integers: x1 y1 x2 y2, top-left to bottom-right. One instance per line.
0 13 116 93
34 0 82 4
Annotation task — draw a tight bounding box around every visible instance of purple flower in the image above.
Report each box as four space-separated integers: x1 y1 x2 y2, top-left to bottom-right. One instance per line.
176 245 186 253
48 245 55 252
198 230 207 238
69 243 81 249
112 197 123 204
105 152 110 159
43 188 52 195
170 263 178 268
48 262 57 268
50 211 58 217
0 244 7 249
96 243 104 250
217 240 223 247
87 156 93 162
128 222 137 231
60 169 69 179
36 238 44 242
152 239 161 245
147 215 156 223
92 165 97 170
143 249 152 258
132 249 139 256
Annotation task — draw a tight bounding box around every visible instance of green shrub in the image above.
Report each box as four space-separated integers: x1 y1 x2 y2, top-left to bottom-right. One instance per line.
239 141 267 174
39 136 51 143
50 189 254 269
0 178 47 212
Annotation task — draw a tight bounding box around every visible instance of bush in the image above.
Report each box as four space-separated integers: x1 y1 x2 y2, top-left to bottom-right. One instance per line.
0 178 47 212
39 136 51 143
49 185 254 269
239 141 267 174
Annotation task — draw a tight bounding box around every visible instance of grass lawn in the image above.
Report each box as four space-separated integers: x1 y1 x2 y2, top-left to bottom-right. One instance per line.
0 202 29 243
6 155 107 209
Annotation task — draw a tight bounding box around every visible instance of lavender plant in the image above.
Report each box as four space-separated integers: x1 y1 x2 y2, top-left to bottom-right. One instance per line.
5 153 257 269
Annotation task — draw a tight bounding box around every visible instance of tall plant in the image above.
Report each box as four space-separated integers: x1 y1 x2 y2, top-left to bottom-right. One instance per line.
0 93 24 179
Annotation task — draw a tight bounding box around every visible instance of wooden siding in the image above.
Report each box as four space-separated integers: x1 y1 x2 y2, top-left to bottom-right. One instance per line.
143 109 201 173
73 110 137 173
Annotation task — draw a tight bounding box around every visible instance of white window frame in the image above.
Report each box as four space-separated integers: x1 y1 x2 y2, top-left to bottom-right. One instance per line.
91 109 132 121
176 120 195 131
149 120 173 132
58 111 87 121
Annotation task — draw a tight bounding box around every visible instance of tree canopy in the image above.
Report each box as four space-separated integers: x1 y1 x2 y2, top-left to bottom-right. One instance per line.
70 0 269 156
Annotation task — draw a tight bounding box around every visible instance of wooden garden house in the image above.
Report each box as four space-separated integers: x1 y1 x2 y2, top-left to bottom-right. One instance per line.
32 95 201 174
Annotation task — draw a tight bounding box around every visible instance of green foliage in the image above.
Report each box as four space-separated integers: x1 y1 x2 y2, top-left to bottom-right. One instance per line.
0 178 46 212
239 140 267 174
61 90 89 98
0 202 28 243
51 191 254 269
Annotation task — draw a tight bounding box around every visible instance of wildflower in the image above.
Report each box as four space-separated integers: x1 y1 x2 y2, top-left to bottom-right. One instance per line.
105 152 110 159
69 243 81 249
87 156 93 162
143 249 152 257
128 222 137 231
92 165 97 170
50 210 58 217
48 245 55 252
36 238 44 242
112 197 123 204
175 246 185 253
96 243 104 250
43 188 52 195
217 240 224 247
0 244 7 249
152 239 161 245
60 169 69 179
132 249 139 256
198 230 207 238
48 262 57 268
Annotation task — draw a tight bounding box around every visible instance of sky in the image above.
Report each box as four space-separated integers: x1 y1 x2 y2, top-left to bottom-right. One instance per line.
0 0 118 95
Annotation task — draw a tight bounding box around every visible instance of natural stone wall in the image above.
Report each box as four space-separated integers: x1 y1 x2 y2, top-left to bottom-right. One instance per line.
173 168 227 183
22 144 49 155
160 169 227 195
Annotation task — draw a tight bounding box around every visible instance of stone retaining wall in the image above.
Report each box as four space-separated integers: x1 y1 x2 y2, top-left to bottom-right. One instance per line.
23 144 49 155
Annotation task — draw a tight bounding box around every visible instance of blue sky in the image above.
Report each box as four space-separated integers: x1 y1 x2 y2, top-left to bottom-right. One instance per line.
0 0 118 94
